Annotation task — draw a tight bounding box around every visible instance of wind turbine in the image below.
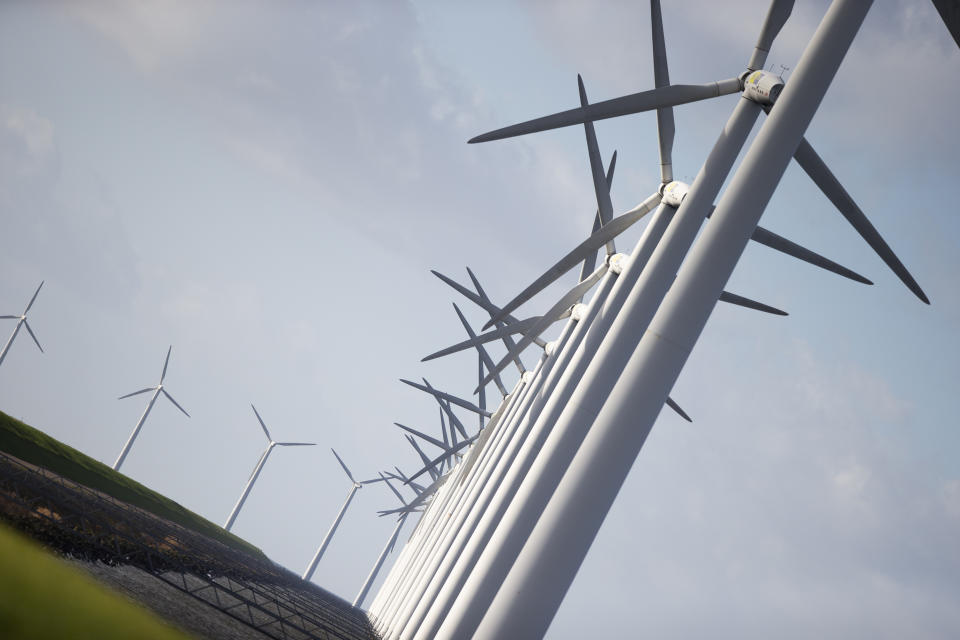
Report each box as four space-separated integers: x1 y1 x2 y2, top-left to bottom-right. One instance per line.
302 448 384 582
114 346 189 471
0 281 44 369
223 404 316 532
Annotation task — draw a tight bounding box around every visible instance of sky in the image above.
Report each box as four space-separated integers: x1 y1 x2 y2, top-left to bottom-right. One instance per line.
1 1 958 637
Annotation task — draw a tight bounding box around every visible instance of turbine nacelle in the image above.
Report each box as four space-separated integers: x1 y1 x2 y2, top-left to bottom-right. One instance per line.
660 180 690 207
607 252 629 275
741 69 784 105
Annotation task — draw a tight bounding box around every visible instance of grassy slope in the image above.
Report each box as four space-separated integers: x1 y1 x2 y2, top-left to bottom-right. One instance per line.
0 521 194 640
0 409 265 559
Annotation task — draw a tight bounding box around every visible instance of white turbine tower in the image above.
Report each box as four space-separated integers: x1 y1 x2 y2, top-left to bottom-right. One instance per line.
114 346 189 471
0 281 44 369
223 404 316 532
302 449 384 582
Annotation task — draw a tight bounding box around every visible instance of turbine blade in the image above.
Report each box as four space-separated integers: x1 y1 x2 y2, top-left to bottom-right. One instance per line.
406 435 477 485
751 225 872 284
651 0 675 184
452 302 508 396
579 149 616 283
400 378 492 417
718 290 788 316
22 320 42 352
475 264 608 393
277 442 316 447
932 0 960 49
466 266 540 367
747 0 795 71
793 137 928 303
432 391 469 440
439 407 449 448
251 404 272 442
482 194 660 331
467 267 525 375
432 270 509 321
665 396 693 422
381 472 407 506
160 345 172 383
394 422 447 450
23 281 43 313
331 448 356 484
422 316 542 362
161 388 190 417
0 316 18 319
118 387 155 400
578 75 615 240
406 435 439 481
468 80 741 144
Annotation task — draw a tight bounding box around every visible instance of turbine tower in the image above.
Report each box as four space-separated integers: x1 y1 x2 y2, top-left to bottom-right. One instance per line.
0 281 44 369
114 346 189 471
223 404 316 531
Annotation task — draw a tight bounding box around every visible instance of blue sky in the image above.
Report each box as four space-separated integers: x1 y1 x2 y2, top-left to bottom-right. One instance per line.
1 1 958 637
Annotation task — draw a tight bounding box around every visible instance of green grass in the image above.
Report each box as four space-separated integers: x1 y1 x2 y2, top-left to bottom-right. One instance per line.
0 409 265 559
0 521 194 640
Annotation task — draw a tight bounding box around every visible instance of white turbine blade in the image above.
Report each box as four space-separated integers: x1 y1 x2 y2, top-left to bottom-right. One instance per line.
23 280 43 314
277 442 317 447
400 378 491 417
578 152 617 283
118 387 155 400
466 266 530 373
475 264 608 394
391 466 426 496
22 320 42 353
478 355 486 431
651 0 675 184
718 290 787 316
422 316 542 362
406 435 477 485
468 79 741 144
359 475 387 485
331 448 356 484
439 406 449 448
752 224 872 284
747 0 795 71
381 472 407 506
482 193 660 331
0 315 18 319
406 435 440 481
665 396 693 422
577 76 615 253
160 345 172 383
453 302 508 397
434 392 469 441
394 422 447 450
431 270 510 321
932 0 960 49
161 389 190 417
251 404 273 442
792 136 928 303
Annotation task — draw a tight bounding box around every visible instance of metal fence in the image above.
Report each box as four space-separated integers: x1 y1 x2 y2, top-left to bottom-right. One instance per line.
0 451 379 640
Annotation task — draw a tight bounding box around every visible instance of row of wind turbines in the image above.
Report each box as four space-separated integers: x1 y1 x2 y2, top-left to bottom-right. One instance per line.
5 1 953 635
361 1 954 639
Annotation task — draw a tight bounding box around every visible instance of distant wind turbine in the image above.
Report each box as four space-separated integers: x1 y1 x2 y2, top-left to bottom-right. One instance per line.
0 281 44 369
114 346 189 471
223 404 316 532
302 449 384 582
